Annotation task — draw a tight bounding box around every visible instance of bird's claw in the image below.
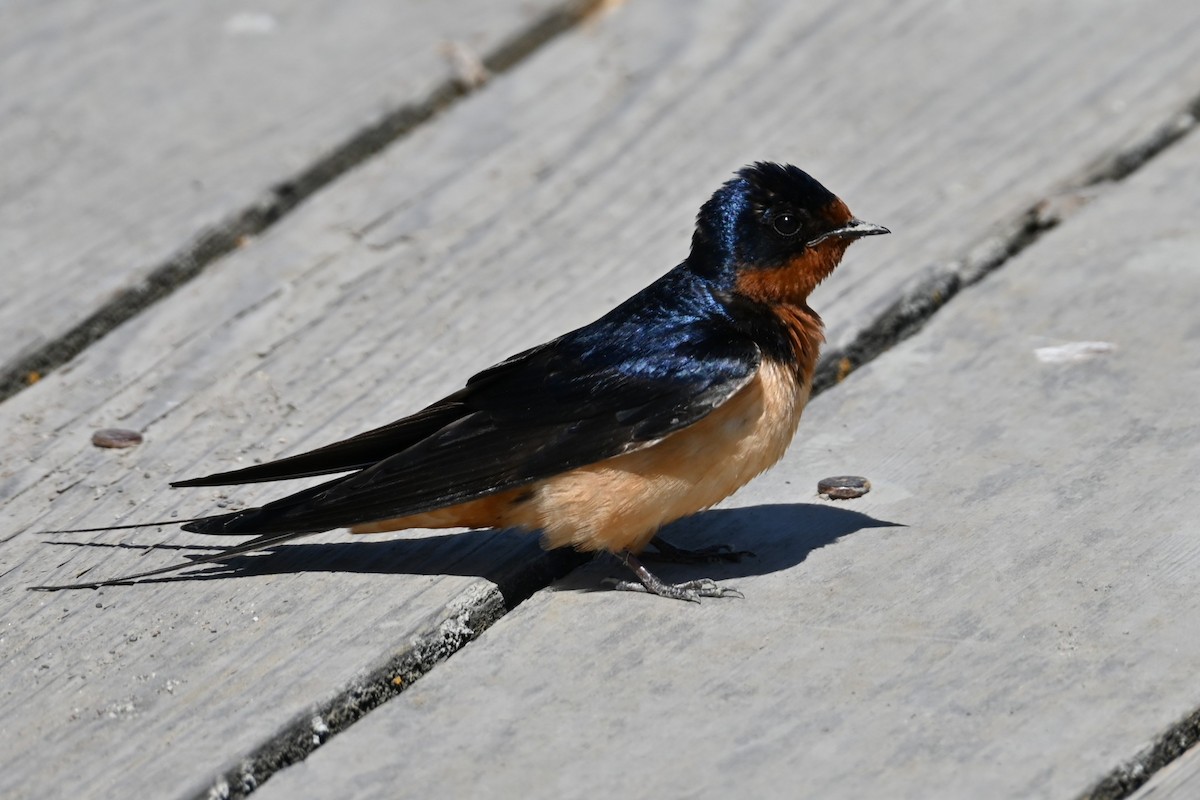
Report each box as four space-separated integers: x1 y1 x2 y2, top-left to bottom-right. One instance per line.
605 576 743 603
610 550 745 602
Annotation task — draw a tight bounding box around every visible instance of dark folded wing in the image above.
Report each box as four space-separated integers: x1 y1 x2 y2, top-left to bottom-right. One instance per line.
187 322 762 535
172 397 470 487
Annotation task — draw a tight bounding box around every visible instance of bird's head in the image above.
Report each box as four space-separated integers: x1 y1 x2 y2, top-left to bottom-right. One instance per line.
689 162 888 303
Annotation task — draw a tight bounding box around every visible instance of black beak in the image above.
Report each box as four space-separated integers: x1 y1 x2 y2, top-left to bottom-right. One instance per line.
808 218 890 246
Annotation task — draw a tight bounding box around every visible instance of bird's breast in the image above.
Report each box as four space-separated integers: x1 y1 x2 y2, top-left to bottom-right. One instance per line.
516 358 809 553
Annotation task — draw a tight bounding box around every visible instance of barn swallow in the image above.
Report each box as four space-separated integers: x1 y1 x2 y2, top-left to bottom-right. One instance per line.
33 163 888 601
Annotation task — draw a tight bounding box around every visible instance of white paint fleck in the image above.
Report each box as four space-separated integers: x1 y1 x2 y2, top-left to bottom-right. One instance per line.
1034 341 1116 364
311 715 330 745
224 12 279 36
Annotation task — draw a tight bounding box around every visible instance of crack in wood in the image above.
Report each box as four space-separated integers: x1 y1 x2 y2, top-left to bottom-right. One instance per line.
198 547 586 800
812 91 1200 397
0 0 609 406
1080 707 1200 800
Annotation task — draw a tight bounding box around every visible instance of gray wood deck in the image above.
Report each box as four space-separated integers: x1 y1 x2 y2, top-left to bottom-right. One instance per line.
0 0 594 394
254 122 1200 800
2 1 1199 798
1132 742 1200 799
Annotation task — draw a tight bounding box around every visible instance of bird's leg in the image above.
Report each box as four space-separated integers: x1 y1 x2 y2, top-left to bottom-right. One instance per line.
608 551 743 602
647 535 755 564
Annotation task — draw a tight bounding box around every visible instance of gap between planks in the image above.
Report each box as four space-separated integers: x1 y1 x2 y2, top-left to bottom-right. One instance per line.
192 89 1200 800
811 97 1200 395
0 0 610 406
206 548 587 800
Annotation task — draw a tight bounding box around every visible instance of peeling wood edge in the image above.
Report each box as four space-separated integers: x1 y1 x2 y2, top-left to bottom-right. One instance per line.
0 0 611 405
204 584 509 800
199 547 588 800
1079 708 1200 800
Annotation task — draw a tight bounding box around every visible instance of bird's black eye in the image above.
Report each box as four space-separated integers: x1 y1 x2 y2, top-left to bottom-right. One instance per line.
771 212 802 237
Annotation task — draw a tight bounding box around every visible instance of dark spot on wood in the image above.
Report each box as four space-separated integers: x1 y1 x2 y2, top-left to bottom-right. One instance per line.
92 428 144 449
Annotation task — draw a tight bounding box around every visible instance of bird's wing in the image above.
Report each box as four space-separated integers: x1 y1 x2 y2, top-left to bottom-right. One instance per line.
185 321 763 535
172 397 469 487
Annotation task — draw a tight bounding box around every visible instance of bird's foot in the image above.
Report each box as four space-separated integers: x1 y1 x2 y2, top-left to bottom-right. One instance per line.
608 551 743 602
608 577 744 602
648 535 755 564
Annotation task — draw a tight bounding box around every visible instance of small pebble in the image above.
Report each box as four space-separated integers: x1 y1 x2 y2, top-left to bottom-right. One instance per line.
818 475 871 500
92 428 143 449
441 40 491 89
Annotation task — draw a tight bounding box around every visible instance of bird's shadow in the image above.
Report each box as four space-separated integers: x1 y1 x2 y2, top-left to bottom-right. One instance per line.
40 503 901 594
560 502 902 591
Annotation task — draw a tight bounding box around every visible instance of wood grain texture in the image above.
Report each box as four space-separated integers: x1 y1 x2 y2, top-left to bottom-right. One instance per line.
1130 743 1200 799
252 114 1200 800
1 0 1199 797
0 0 587 379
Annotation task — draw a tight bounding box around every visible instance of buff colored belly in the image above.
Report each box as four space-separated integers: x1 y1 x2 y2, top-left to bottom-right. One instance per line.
353 360 807 554
517 360 806 552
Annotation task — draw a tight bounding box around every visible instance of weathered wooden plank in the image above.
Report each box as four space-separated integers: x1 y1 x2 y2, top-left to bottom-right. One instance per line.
1130 742 1200 799
0 0 592 388
2 0 1200 797
252 115 1200 800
